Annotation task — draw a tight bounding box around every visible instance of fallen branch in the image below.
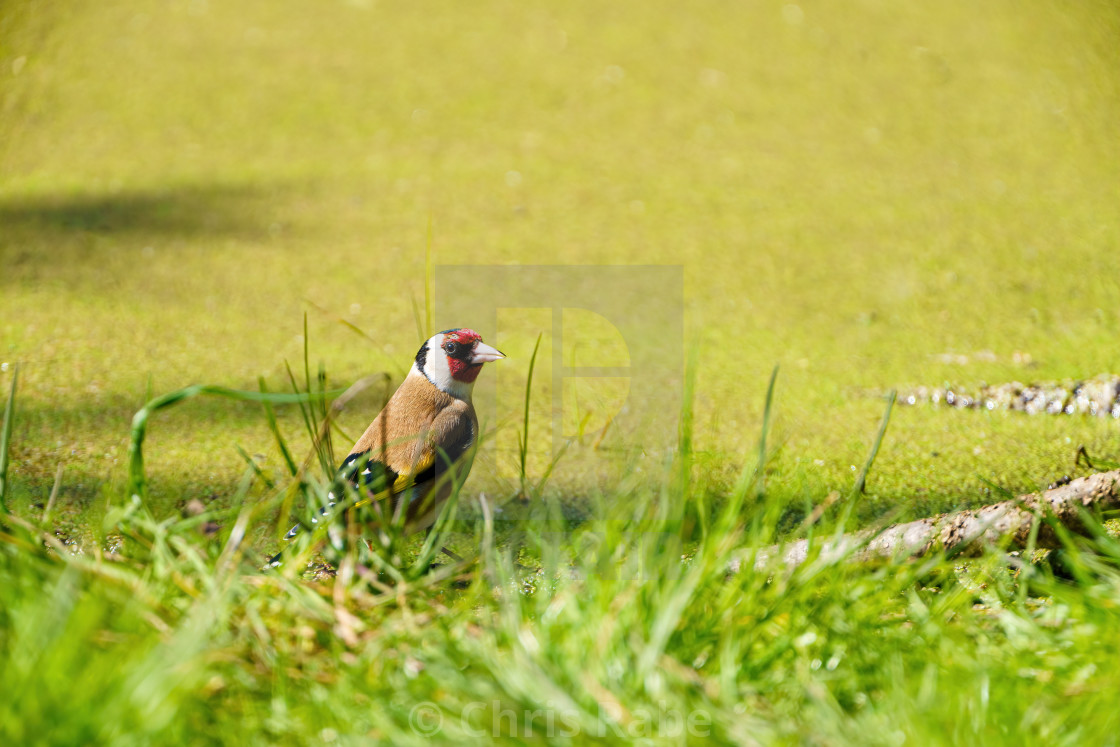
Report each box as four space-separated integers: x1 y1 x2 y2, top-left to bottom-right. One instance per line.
731 469 1120 572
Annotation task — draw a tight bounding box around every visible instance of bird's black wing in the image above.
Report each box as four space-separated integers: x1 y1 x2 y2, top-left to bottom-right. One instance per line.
268 451 400 566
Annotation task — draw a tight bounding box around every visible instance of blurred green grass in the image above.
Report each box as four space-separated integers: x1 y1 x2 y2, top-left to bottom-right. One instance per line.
1 0 1119 519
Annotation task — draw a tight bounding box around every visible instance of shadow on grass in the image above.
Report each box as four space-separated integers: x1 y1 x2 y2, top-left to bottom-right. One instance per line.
0 183 283 285
0 184 276 237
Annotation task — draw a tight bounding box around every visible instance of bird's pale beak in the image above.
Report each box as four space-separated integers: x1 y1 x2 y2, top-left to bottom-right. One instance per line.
470 341 506 365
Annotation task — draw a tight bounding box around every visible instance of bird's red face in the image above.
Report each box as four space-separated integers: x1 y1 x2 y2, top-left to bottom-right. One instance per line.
436 328 506 384
441 329 483 383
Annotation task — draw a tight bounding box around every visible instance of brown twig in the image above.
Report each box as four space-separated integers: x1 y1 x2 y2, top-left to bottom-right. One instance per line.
731 469 1120 572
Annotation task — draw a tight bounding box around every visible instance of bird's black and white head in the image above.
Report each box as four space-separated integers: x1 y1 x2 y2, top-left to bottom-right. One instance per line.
412 328 505 399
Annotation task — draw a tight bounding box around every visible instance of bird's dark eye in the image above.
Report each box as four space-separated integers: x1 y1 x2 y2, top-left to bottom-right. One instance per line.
443 341 459 355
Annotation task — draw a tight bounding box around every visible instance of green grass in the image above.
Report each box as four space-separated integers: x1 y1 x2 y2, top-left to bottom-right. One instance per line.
3 0 1120 741
3 368 1120 744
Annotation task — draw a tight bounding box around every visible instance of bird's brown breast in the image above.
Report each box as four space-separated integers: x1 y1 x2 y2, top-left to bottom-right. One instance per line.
349 371 477 476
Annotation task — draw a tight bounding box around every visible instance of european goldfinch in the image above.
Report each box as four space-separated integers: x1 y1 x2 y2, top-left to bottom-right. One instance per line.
273 328 504 563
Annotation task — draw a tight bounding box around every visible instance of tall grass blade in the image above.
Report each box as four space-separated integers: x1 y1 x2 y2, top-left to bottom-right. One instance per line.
678 340 701 535
284 362 316 446
425 213 434 339
296 319 333 479
533 438 572 495
518 333 543 498
717 365 779 537
754 364 779 504
302 313 313 419
316 363 334 472
835 389 896 536
283 351 332 479
42 464 64 524
234 444 272 489
258 376 298 477
0 364 17 513
410 295 425 344
852 389 896 496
